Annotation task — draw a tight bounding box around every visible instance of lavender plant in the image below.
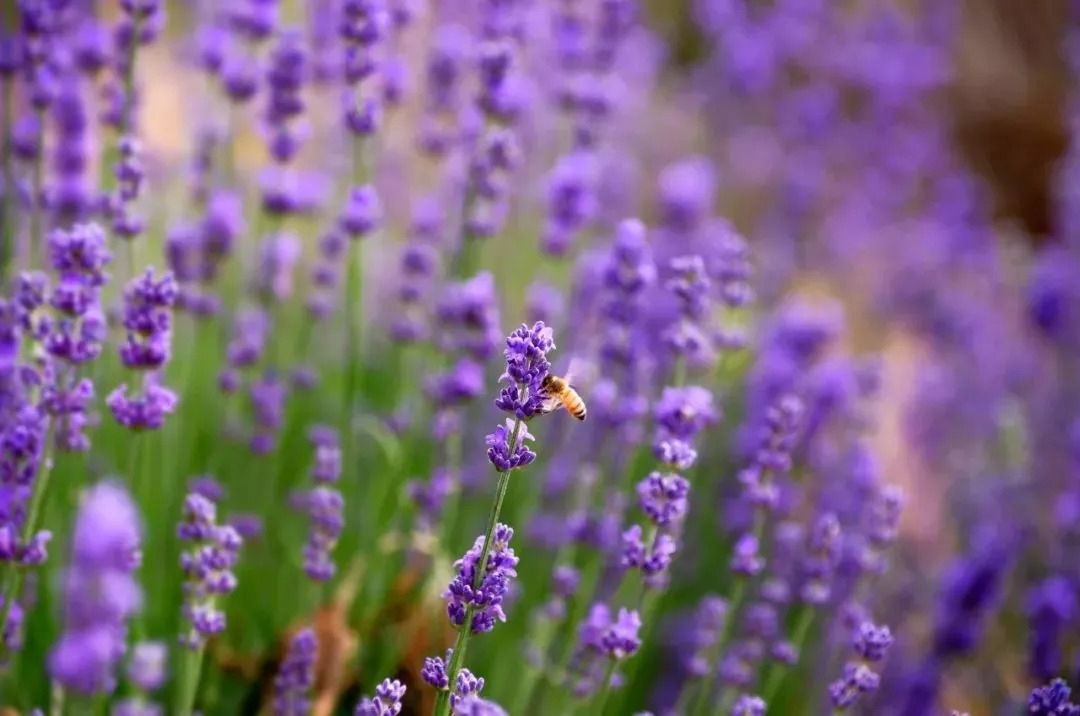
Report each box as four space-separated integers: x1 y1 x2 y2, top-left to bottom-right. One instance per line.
0 1 1077 715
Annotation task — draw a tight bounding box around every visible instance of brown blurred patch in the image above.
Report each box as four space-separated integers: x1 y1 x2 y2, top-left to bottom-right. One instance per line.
950 0 1072 244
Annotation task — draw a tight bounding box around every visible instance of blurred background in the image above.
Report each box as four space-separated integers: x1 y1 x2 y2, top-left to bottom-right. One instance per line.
5 0 1080 714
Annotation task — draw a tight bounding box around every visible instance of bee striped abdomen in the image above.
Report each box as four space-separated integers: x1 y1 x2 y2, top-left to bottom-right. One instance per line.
562 389 587 420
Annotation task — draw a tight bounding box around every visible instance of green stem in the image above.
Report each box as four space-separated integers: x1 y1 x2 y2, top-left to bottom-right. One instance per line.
28 107 46 271
760 605 815 710
686 509 767 716
590 660 618 715
175 643 206 716
434 418 523 716
1 74 14 282
49 680 65 716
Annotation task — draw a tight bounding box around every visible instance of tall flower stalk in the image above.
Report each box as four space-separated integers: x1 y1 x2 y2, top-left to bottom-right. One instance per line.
431 321 556 716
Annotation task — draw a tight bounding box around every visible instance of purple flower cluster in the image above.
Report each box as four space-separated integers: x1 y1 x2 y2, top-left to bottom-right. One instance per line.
0 398 50 567
295 433 344 581
1028 679 1080 716
340 0 388 135
571 603 642 697
107 136 145 239
389 200 442 343
828 621 893 710
493 321 555 422
108 268 179 431
662 254 712 362
177 492 242 649
422 649 492 709
354 677 406 716
41 224 110 366
48 481 142 695
273 627 317 716
443 523 518 634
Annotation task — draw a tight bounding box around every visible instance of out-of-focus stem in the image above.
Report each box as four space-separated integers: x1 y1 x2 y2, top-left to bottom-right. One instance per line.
759 604 815 711
175 643 206 716
590 660 618 715
342 135 367 440
685 508 767 716
28 108 45 271
49 680 64 716
434 417 523 716
1 76 14 282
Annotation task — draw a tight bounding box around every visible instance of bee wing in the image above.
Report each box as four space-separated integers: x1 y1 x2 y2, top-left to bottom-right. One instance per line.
540 395 566 413
562 356 597 390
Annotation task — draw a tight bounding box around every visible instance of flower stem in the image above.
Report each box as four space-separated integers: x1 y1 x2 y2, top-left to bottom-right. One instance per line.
590 660 618 715
28 108 46 270
434 418 523 716
175 643 206 716
760 604 815 708
0 73 14 281
685 509 766 716
49 680 64 716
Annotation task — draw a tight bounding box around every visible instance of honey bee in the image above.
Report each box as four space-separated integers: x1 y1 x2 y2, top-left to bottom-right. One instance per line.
540 367 588 421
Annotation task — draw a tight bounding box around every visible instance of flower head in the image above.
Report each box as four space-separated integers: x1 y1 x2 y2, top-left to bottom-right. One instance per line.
443 524 519 634
49 481 143 695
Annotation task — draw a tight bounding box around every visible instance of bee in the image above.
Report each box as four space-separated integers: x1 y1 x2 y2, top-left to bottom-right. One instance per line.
540 365 588 421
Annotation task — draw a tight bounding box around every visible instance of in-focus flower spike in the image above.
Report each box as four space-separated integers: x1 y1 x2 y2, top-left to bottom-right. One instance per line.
354 677 406 716
828 620 893 711
433 323 555 716
443 523 519 634
48 481 143 695
177 492 242 650
273 627 317 716
493 321 555 421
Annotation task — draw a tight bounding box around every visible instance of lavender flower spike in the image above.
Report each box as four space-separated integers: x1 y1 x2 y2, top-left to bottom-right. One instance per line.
177 492 242 649
48 481 143 695
432 323 557 716
274 628 317 716
355 677 406 715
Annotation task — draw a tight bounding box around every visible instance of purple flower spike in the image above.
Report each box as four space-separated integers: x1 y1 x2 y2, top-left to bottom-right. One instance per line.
48 481 143 695
1028 679 1080 716
443 524 519 634
355 677 406 715
273 628 317 716
828 619 893 711
731 695 766 716
636 472 691 526
485 418 536 472
421 650 450 690
494 321 556 421
177 492 242 649
579 603 642 661
340 185 383 238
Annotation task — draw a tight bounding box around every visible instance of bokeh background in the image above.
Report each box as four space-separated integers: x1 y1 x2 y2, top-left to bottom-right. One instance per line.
4 0 1080 714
